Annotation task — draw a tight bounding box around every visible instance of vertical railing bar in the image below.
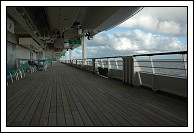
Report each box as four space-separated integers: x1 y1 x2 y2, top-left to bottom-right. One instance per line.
134 57 142 86
96 60 98 67
107 58 110 78
115 58 119 70
150 56 157 92
96 59 99 74
182 54 187 76
92 59 95 73
101 59 104 68
108 58 111 69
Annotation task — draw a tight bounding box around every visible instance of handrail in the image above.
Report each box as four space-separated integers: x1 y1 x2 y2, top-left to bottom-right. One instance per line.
133 51 187 57
66 51 187 79
133 52 187 82
73 51 187 60
74 56 124 60
64 50 187 97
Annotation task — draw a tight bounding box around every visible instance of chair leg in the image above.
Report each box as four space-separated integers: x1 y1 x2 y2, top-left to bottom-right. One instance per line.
23 71 25 77
20 71 23 78
16 74 19 80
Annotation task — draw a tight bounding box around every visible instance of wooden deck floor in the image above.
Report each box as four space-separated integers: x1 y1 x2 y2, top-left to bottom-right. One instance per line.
7 62 188 127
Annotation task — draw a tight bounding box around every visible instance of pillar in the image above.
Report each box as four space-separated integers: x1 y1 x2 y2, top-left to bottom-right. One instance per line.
81 36 87 65
92 59 96 73
70 48 72 64
122 56 133 85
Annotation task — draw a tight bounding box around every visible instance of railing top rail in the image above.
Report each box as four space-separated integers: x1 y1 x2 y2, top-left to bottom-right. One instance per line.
133 51 187 57
72 51 187 60
74 56 124 60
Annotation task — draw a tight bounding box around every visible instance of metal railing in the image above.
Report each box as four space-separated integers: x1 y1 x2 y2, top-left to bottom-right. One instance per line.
64 51 187 97
94 57 123 70
133 51 187 78
71 56 123 68
66 51 187 78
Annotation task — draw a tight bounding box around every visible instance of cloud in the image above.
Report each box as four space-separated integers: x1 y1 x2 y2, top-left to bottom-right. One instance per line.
67 7 187 59
70 29 187 59
116 7 187 36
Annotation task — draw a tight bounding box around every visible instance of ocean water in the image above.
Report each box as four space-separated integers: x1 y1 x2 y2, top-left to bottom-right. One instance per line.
135 60 187 77
94 59 187 78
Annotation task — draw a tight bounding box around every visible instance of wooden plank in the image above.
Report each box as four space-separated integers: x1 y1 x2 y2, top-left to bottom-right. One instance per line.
7 105 24 126
101 92 160 126
69 76 121 126
7 72 41 102
7 77 42 114
56 75 66 126
61 66 168 126
72 111 84 126
115 86 187 119
59 74 75 126
39 76 53 126
56 103 66 126
74 79 139 126
20 83 44 126
10 95 38 126
75 102 94 126
67 80 103 126
91 100 121 126
8 78 45 126
30 104 44 126
71 83 114 126
48 71 57 126
7 63 188 127
48 98 57 126
105 93 163 126
77 97 103 126
85 77 183 126
105 91 180 126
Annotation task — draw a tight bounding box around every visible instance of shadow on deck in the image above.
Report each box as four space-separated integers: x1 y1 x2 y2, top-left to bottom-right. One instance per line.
7 62 188 127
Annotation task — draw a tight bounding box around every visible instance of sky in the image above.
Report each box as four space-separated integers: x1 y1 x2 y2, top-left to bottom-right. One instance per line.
68 7 187 59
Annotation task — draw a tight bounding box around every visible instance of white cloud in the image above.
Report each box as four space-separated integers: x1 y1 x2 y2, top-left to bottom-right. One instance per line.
71 29 187 59
116 7 187 36
158 20 181 35
69 7 187 59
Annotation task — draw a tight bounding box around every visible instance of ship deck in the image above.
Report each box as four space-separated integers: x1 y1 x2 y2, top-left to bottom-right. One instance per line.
7 62 188 126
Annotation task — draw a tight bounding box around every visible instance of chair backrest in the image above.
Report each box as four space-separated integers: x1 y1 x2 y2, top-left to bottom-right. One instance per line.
7 63 15 70
20 60 30 70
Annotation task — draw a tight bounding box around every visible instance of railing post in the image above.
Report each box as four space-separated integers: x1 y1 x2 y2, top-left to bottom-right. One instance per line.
96 60 99 68
101 59 104 68
182 54 187 76
70 48 72 64
107 58 111 78
123 57 128 84
122 56 133 85
92 59 96 73
115 58 119 70
81 36 87 65
76 60 77 67
16 58 19 68
150 56 157 92
133 57 142 87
